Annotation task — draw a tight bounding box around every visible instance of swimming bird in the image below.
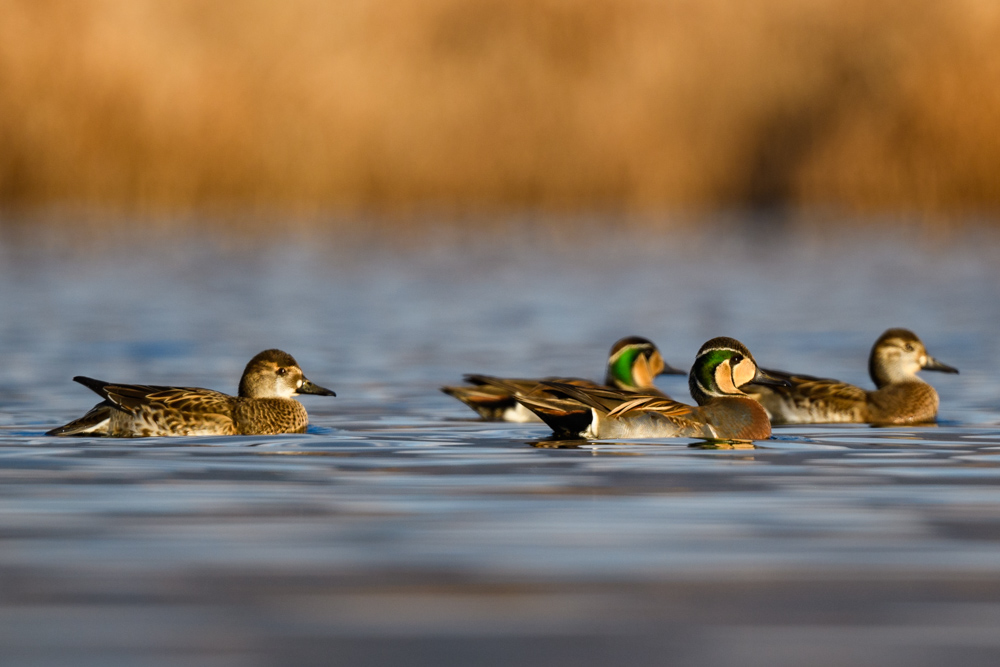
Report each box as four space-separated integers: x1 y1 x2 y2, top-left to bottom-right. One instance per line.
47 349 336 437
744 328 958 425
441 336 685 422
512 337 787 440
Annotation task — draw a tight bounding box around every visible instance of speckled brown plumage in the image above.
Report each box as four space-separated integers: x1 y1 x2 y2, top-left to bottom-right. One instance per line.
47 349 335 437
746 329 958 425
231 397 310 435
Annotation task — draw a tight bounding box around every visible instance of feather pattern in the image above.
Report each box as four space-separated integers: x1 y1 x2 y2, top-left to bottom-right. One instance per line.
745 329 958 424
441 336 683 422
509 337 782 441
47 349 335 437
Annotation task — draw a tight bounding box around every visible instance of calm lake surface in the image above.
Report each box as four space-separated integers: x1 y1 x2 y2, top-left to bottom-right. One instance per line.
1 219 999 666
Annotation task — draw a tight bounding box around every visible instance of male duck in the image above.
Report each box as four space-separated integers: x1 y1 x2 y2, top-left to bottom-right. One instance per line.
513 337 786 440
441 336 685 422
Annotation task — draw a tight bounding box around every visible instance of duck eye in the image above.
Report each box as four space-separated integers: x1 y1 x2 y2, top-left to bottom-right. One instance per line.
904 344 914 352
731 354 743 364
276 368 287 376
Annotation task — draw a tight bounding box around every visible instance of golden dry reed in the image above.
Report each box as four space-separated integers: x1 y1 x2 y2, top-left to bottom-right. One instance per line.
1 0 999 219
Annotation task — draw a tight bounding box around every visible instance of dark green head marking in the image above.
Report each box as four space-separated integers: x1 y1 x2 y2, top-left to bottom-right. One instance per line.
605 337 657 390
688 337 754 404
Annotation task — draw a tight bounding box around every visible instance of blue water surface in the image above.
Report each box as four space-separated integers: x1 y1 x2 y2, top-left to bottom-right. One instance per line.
1 219 999 666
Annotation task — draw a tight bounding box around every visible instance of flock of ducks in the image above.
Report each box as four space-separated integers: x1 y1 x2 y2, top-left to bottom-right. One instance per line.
46 329 958 441
445 330 958 441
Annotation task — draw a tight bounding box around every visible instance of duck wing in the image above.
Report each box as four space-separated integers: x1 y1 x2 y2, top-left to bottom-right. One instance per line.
535 382 706 438
75 377 234 416
747 368 868 423
539 383 691 416
442 374 600 422
458 377 591 436
755 369 866 401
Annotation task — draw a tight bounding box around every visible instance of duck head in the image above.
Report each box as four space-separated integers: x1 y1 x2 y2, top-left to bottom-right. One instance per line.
238 349 337 399
689 337 787 404
868 328 958 388
605 336 686 391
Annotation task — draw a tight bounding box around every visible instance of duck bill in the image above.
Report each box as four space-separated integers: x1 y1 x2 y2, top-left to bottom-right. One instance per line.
747 367 791 388
298 379 337 396
657 363 687 376
923 356 959 374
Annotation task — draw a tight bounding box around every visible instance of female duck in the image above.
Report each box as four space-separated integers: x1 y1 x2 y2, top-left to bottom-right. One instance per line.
745 328 958 425
47 349 336 437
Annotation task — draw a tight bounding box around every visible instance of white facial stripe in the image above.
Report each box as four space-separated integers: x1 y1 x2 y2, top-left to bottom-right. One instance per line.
608 346 630 364
693 378 713 399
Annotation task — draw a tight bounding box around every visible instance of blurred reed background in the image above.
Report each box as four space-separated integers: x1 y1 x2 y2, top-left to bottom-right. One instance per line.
1 0 999 227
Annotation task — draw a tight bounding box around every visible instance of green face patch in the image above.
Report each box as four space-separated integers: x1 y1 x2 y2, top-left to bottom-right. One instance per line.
609 345 642 387
694 349 735 393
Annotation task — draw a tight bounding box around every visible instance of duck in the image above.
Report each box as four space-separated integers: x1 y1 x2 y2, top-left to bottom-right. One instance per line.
441 336 685 422
744 328 958 424
47 349 336 437
512 337 787 440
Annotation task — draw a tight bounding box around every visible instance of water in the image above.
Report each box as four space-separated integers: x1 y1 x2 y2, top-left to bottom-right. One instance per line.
1 221 1000 666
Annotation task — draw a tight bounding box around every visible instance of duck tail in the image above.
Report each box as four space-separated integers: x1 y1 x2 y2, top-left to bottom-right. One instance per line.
46 404 112 436
514 396 592 438
440 376 516 420
508 387 591 438
73 376 113 399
